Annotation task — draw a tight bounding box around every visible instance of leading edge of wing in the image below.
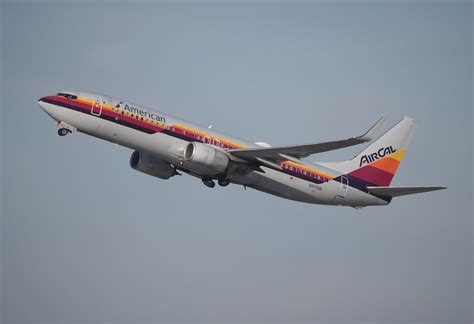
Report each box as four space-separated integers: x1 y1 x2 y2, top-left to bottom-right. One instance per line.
228 116 387 161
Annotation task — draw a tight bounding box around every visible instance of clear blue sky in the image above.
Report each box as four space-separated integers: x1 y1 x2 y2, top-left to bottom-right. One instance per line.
1 1 472 323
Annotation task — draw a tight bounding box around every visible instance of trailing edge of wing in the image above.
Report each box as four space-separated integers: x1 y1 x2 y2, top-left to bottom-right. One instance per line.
228 116 386 161
367 186 447 198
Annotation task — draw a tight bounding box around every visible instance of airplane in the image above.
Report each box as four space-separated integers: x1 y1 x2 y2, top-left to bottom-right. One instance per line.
37 91 446 208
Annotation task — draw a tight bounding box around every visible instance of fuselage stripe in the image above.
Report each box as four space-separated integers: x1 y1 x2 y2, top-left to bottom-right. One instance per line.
42 96 367 188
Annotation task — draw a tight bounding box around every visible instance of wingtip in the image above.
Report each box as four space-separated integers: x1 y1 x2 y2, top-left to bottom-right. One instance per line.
359 116 387 141
377 115 388 126
403 116 417 123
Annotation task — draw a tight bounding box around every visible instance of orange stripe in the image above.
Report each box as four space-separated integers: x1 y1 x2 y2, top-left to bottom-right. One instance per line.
390 149 406 161
370 156 400 174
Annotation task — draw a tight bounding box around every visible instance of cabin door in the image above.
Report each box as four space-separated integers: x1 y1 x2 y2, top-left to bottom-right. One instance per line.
91 95 103 116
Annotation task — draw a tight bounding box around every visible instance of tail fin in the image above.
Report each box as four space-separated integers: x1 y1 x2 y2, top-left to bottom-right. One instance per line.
322 117 417 187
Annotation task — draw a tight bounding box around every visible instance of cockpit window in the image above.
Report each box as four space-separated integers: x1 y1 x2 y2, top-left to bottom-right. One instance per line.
57 93 77 100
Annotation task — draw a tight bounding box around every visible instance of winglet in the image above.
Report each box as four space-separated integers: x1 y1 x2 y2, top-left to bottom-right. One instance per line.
358 116 387 141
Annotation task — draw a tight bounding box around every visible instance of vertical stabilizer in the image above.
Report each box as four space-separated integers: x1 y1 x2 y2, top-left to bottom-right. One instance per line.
321 117 417 187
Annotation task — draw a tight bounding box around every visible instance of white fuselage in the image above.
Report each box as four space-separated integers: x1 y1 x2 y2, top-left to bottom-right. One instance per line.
38 91 388 207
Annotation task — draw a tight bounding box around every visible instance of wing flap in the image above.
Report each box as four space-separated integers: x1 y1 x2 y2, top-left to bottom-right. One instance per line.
228 116 386 161
367 186 447 198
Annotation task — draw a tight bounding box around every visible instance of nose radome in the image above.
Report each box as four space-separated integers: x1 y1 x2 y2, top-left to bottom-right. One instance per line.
38 97 55 116
37 97 47 111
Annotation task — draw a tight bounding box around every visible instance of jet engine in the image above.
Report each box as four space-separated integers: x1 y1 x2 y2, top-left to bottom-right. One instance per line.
130 151 176 179
184 142 229 174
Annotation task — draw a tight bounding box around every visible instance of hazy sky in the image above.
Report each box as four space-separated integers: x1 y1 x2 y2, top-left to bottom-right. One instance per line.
1 1 472 323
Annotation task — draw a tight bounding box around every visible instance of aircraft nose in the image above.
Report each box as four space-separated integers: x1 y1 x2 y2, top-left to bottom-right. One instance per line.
37 97 46 110
38 96 53 114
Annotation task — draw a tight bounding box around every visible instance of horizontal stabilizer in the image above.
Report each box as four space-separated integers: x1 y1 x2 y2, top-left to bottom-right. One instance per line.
367 186 446 198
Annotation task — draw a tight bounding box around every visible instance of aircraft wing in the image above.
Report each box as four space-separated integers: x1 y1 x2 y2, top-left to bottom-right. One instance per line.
228 116 386 162
367 186 447 198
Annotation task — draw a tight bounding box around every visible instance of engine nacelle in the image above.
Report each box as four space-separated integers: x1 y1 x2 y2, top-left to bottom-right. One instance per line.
184 142 229 174
130 151 175 179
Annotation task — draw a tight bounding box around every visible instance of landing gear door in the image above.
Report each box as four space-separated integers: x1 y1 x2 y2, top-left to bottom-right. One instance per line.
91 95 102 116
337 176 349 198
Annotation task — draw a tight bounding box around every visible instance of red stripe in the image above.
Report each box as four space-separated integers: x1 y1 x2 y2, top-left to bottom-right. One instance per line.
349 165 394 186
50 96 163 132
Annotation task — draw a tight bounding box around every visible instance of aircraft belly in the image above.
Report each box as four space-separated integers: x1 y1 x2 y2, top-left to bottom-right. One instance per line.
345 188 388 206
247 167 330 204
331 184 388 207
